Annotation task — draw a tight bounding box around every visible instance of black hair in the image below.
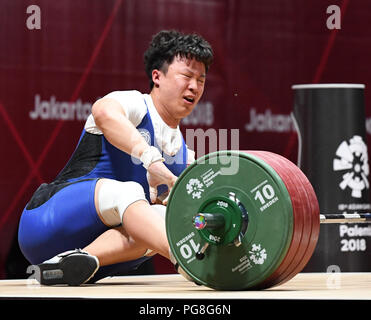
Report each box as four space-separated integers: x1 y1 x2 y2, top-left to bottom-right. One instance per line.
143 30 213 90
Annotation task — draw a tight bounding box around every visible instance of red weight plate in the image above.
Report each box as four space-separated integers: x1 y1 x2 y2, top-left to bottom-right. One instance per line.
258 152 315 287
251 152 310 288
276 166 320 284
242 151 306 289
260 152 320 287
246 151 309 288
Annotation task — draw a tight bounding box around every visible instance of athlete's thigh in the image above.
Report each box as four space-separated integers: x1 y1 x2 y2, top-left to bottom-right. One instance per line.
18 179 108 264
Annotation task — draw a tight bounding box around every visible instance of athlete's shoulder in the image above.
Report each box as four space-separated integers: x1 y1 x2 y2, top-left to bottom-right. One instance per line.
103 90 146 111
104 89 143 100
103 90 148 127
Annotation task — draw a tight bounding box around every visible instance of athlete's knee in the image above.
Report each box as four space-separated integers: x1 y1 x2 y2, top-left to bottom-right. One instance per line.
96 180 147 227
140 204 167 257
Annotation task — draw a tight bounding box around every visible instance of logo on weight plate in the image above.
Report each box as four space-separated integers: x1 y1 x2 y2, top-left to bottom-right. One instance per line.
249 243 267 265
186 178 205 199
333 135 369 198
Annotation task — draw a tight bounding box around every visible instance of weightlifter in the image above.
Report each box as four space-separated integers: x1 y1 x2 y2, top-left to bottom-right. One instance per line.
18 30 213 285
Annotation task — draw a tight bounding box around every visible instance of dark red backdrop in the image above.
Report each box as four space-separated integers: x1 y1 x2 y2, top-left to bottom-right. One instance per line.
1 0 371 278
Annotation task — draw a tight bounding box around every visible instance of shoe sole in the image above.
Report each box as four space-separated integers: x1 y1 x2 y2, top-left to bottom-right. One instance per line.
38 254 99 286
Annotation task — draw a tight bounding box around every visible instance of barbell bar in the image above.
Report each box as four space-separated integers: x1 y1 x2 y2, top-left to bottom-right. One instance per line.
165 150 371 291
191 211 371 262
319 213 371 224
194 212 371 229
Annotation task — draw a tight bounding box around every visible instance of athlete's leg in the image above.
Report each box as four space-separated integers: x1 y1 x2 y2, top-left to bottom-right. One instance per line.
83 227 147 267
18 179 108 265
83 179 169 267
122 200 170 259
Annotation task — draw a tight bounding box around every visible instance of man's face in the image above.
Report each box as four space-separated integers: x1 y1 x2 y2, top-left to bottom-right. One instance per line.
154 55 206 123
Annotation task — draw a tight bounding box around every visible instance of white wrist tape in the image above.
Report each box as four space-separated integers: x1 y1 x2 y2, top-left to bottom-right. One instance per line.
140 146 164 169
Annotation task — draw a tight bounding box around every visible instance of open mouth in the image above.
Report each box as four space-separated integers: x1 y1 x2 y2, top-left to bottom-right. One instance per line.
183 96 195 104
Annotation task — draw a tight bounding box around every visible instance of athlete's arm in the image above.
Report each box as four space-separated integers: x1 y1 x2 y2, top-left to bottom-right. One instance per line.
91 97 177 203
92 97 149 159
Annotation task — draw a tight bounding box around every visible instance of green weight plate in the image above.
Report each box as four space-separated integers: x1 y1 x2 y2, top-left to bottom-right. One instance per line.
166 150 294 290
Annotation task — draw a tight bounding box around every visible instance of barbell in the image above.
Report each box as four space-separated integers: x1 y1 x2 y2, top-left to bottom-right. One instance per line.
165 150 371 290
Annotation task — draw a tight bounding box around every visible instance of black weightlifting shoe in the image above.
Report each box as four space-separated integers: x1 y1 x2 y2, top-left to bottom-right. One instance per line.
36 249 99 286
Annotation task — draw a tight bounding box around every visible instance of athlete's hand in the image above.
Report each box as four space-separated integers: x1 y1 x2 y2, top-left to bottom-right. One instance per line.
146 161 177 205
